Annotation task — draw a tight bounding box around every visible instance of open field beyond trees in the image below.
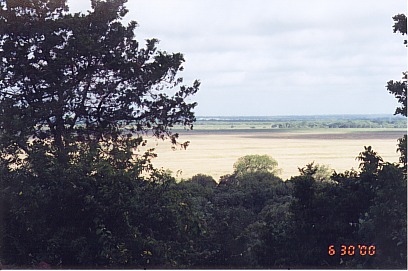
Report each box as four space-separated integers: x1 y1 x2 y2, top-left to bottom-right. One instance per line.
146 128 406 181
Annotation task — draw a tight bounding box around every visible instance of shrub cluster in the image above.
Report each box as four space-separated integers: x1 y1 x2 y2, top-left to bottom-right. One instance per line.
0 147 406 269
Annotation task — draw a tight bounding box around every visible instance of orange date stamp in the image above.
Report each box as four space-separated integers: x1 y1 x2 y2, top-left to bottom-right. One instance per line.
328 245 376 256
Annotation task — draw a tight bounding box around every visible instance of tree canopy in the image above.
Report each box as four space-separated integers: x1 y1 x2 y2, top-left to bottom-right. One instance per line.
0 0 200 165
233 154 281 177
387 13 407 168
387 14 407 117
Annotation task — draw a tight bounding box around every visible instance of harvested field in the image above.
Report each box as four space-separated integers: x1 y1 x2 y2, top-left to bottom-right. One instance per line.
143 129 406 181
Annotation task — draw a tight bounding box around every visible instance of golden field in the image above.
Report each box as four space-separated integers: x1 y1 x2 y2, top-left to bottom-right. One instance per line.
142 129 406 181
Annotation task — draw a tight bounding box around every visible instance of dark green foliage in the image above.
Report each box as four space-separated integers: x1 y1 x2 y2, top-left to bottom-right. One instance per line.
387 14 407 117
392 14 407 41
0 148 207 268
288 151 407 269
0 0 200 268
358 163 407 269
397 134 407 168
387 79 407 117
247 201 293 267
205 171 293 268
0 0 199 165
188 174 217 188
356 146 384 175
288 172 337 267
1 145 407 268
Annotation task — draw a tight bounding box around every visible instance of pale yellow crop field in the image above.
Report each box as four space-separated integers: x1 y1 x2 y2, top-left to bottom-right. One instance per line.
141 129 406 181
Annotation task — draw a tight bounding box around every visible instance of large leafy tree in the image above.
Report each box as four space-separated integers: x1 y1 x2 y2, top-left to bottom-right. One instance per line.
0 0 200 165
387 14 407 117
387 14 406 117
0 0 200 267
232 154 281 177
386 14 407 168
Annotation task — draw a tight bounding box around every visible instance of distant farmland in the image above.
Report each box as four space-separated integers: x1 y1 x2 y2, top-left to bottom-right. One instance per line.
190 114 406 130
141 115 406 181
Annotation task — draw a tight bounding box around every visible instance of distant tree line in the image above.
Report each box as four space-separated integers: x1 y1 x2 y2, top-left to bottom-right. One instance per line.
193 118 406 129
269 119 406 129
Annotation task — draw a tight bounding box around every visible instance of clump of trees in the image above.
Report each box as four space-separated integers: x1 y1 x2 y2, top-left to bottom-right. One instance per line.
1 148 406 268
0 1 406 269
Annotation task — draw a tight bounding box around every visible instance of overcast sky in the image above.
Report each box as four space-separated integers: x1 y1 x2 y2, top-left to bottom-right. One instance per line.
68 0 406 116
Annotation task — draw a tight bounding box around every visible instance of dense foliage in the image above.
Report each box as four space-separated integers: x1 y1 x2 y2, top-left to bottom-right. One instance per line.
1 146 406 269
0 0 199 166
387 13 407 117
233 154 281 177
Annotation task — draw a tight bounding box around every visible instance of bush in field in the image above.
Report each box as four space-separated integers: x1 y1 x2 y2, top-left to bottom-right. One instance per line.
233 154 281 177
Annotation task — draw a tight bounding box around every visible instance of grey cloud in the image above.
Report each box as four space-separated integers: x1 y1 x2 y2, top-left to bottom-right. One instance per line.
67 0 406 116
